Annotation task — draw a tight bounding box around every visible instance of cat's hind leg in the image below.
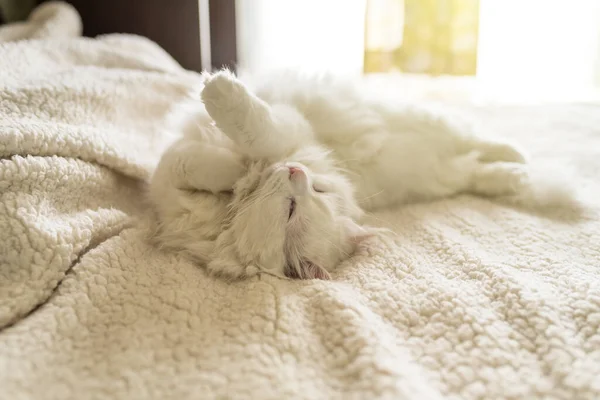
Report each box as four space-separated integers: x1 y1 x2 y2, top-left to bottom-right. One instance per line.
433 151 528 199
460 135 530 196
470 161 528 196
469 137 527 164
429 115 530 196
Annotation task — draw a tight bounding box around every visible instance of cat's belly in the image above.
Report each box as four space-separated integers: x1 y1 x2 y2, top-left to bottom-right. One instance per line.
339 131 469 210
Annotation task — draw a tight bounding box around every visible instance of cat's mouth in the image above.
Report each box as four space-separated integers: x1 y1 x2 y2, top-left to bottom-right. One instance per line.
288 197 296 220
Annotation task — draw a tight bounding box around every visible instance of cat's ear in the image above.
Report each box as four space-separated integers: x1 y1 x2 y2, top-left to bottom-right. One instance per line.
302 260 331 280
286 260 331 280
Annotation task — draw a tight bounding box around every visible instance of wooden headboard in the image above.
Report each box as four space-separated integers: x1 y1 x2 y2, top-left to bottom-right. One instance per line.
38 0 237 72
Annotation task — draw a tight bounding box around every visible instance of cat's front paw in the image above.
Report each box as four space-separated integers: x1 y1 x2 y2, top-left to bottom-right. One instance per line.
201 70 247 113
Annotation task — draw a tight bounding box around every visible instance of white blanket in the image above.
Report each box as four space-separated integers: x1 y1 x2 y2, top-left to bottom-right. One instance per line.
1 4 600 399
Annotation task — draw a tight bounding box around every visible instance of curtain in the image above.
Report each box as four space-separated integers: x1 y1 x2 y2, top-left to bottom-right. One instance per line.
363 0 600 102
364 0 480 76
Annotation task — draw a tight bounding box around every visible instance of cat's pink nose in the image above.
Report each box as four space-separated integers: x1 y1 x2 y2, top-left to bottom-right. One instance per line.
287 165 309 193
288 166 302 177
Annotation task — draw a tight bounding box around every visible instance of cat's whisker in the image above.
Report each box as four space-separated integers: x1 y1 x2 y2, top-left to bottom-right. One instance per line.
360 211 397 228
357 189 386 202
233 185 280 217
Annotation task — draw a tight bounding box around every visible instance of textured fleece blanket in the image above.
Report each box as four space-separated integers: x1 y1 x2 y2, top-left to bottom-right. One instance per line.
1 4 600 400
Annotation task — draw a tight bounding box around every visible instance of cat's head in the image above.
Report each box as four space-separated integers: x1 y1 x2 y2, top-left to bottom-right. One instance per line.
201 69 376 280
209 147 374 280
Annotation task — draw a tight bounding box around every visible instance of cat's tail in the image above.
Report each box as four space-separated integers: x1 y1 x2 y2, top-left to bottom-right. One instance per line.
500 164 583 214
469 151 582 214
465 137 582 214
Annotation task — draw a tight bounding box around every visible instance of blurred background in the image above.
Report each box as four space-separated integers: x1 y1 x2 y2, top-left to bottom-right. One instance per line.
236 0 600 104
2 0 599 105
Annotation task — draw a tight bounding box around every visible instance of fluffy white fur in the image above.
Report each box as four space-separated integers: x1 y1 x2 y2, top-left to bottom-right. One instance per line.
149 70 564 281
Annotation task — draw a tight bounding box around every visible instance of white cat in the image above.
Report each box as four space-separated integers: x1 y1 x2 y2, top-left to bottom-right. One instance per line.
148 70 560 281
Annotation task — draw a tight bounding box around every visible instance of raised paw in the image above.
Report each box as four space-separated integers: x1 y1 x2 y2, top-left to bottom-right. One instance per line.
201 70 248 114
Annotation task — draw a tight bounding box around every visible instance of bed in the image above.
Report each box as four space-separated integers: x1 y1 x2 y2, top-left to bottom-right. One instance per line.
1 4 599 400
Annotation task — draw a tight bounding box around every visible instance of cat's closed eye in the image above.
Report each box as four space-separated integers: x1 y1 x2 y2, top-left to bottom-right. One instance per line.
313 184 326 193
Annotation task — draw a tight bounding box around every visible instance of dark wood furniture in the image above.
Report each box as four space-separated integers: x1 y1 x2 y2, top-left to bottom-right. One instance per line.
38 0 236 72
